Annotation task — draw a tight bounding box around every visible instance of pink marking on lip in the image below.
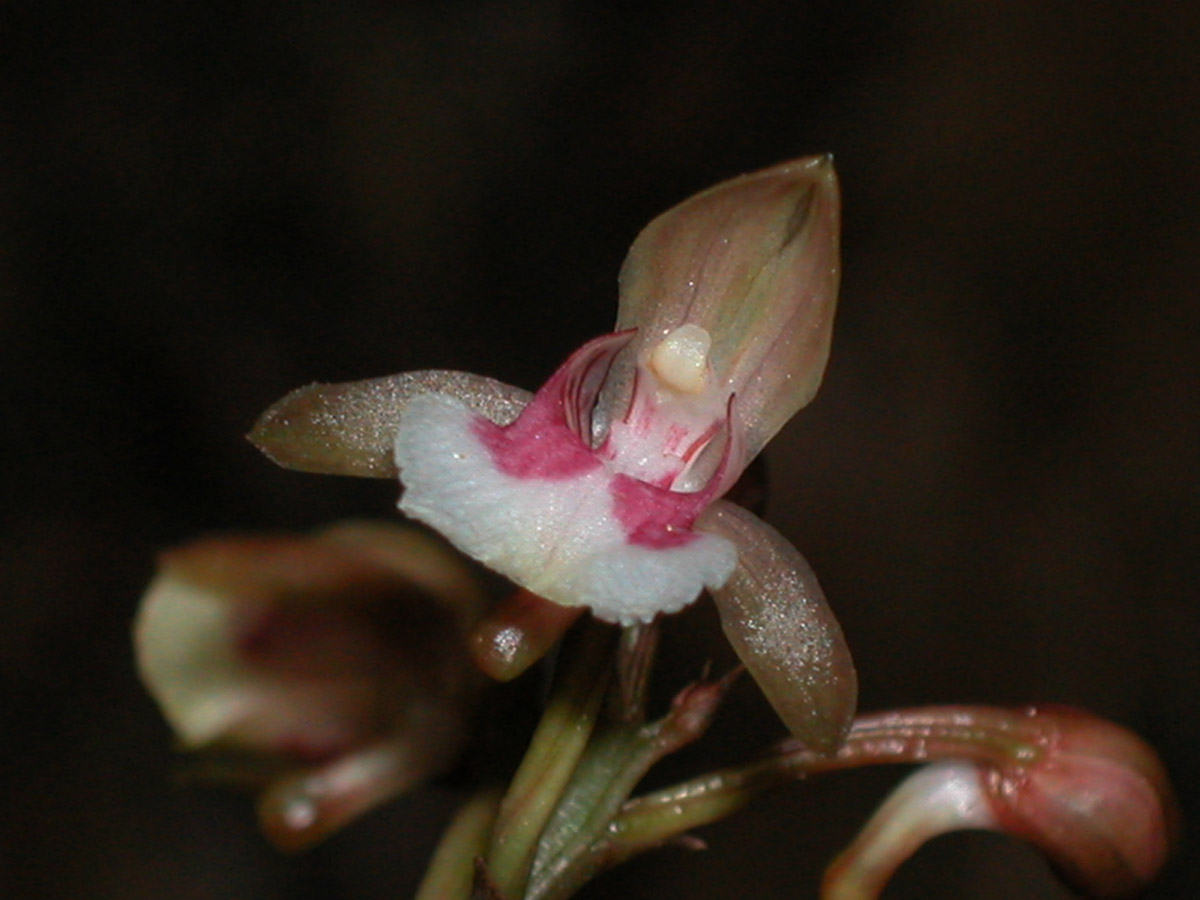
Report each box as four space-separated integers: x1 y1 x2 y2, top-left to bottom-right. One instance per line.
473 329 635 481
610 473 712 549
473 392 603 480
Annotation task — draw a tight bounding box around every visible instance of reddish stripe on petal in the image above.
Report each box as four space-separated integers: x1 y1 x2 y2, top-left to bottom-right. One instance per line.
610 473 712 549
473 396 602 480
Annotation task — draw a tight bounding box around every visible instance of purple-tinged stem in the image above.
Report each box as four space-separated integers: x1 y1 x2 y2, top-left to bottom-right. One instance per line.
606 706 1049 856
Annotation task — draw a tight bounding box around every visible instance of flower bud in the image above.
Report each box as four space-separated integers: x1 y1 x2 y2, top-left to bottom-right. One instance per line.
468 587 584 682
822 706 1177 899
134 521 486 848
984 706 1178 897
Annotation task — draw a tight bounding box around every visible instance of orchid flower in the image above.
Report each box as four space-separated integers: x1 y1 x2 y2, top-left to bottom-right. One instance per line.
134 521 487 849
251 157 856 751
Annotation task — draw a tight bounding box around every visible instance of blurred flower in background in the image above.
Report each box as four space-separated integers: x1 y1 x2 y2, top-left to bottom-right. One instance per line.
135 520 487 849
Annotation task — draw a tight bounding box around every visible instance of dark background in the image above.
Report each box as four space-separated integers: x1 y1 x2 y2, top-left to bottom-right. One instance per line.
3 2 1197 898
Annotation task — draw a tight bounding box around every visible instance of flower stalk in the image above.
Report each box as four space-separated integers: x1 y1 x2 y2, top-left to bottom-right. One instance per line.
482 621 616 898
610 705 1177 900
416 788 504 900
524 667 739 900
611 705 1054 848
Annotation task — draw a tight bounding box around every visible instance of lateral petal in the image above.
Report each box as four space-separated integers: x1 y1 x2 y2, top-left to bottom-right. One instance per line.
696 499 856 753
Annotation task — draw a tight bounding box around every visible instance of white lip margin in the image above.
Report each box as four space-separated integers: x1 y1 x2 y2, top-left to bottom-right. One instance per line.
393 392 736 624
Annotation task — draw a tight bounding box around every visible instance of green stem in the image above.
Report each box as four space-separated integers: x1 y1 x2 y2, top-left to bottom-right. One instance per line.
483 621 615 899
525 723 653 900
416 789 504 900
526 670 739 900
